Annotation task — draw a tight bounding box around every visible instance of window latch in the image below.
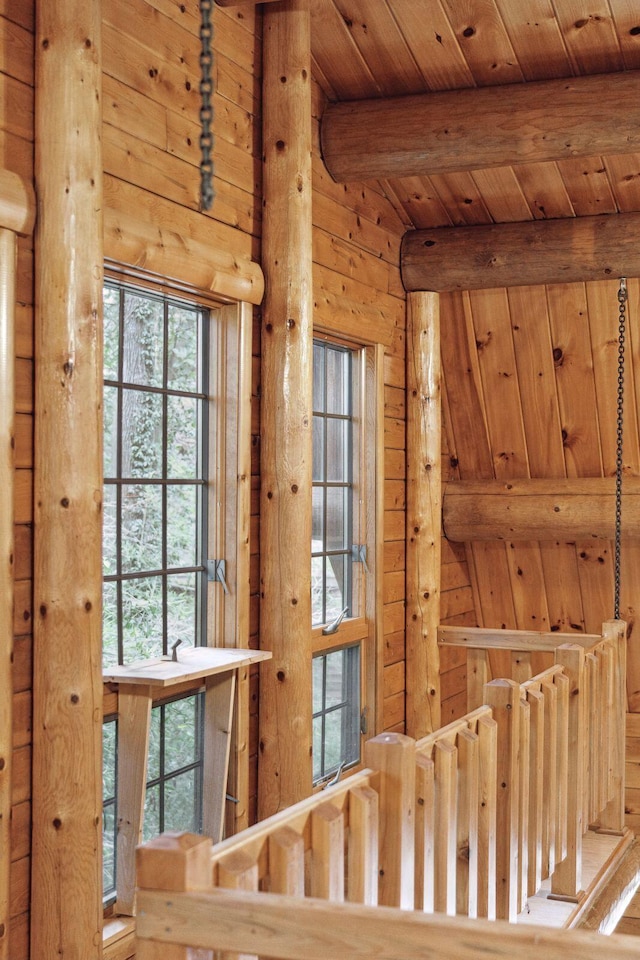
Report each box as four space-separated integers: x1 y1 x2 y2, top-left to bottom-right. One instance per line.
352 543 370 575
207 559 229 594
360 706 369 735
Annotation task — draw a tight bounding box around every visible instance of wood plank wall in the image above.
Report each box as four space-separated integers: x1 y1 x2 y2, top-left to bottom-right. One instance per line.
1 0 34 957
1 2 470 956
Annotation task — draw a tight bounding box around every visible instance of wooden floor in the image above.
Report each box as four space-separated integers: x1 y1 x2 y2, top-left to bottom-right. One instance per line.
518 830 628 929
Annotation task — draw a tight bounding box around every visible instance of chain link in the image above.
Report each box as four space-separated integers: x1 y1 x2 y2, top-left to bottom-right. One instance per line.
199 0 215 211
614 277 627 619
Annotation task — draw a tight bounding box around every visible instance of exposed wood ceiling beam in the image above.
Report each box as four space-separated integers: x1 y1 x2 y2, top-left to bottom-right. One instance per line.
401 211 640 292
443 478 640 542
321 71 640 183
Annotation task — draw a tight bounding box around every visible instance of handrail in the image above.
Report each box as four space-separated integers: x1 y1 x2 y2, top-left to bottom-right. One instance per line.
135 620 629 955
136 838 640 960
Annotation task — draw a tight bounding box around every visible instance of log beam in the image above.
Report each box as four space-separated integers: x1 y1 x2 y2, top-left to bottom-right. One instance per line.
258 0 313 817
401 211 640 292
405 292 440 737
33 1 104 957
321 71 640 184
443 477 640 542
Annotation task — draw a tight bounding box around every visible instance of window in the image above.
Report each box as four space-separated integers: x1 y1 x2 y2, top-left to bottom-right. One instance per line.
311 337 382 785
102 281 213 903
102 283 208 667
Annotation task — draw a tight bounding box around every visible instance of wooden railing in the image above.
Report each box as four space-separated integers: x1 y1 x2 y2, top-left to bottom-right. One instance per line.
135 620 633 958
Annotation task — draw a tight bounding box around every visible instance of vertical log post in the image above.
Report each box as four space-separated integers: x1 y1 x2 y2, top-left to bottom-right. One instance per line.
600 619 627 831
364 733 415 909
258 0 313 817
406 291 441 736
136 833 214 960
0 227 16 960
484 679 520 921
32 1 104 957
551 644 586 899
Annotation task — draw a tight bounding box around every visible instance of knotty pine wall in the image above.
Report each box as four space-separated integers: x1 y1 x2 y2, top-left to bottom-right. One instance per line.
2 1 35 957
1 2 474 956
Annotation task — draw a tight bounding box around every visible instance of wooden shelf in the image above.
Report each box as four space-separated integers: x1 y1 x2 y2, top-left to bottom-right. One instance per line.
105 645 272 917
103 646 271 687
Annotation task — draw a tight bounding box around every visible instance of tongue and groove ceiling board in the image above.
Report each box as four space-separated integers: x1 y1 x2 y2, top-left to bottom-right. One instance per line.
309 1 640 652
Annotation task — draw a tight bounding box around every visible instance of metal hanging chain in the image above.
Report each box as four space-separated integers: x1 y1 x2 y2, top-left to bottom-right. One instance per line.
199 0 215 211
614 276 627 620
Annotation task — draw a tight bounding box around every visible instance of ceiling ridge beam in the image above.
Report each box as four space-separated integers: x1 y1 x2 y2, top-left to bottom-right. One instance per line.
400 210 640 291
321 70 640 183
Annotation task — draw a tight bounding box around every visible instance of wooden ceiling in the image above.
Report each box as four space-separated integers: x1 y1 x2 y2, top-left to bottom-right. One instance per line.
306 1 640 654
309 0 640 231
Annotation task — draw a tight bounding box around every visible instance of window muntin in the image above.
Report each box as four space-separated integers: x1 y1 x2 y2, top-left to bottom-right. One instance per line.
143 693 204 842
102 281 209 901
311 341 355 627
312 645 360 782
102 717 118 902
312 337 371 786
102 283 208 667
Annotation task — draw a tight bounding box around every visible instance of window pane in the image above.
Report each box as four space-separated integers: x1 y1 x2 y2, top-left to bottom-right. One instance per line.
143 783 161 843
164 769 200 833
164 697 199 773
121 484 162 573
167 395 198 479
148 705 161 782
167 485 198 568
312 485 324 545
103 485 118 577
326 486 349 551
167 572 198 644
325 555 347 622
102 803 116 895
312 645 360 783
122 292 164 388
326 419 349 482
312 342 325 412
121 577 163 662
103 287 120 381
103 720 117 800
311 555 324 626
102 581 119 668
121 389 162 479
312 416 324 481
103 385 118 478
167 307 200 393
326 347 349 415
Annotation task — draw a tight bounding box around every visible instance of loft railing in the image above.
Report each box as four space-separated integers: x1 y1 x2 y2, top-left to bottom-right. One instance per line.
135 620 635 959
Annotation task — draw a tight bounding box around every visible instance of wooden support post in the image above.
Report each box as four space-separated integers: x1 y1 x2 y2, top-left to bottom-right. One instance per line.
347 786 379 905
203 671 236 844
484 679 520 921
321 71 640 183
467 649 489 712
32 1 104 957
0 227 16 960
601 620 627 832
136 832 213 960
456 729 479 918
476 715 497 920
364 733 415 909
406 291 441 737
433 741 457 915
258 0 314 817
115 687 152 917
551 645 586 899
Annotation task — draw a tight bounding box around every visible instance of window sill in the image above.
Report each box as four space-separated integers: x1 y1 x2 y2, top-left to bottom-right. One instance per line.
103 916 135 960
